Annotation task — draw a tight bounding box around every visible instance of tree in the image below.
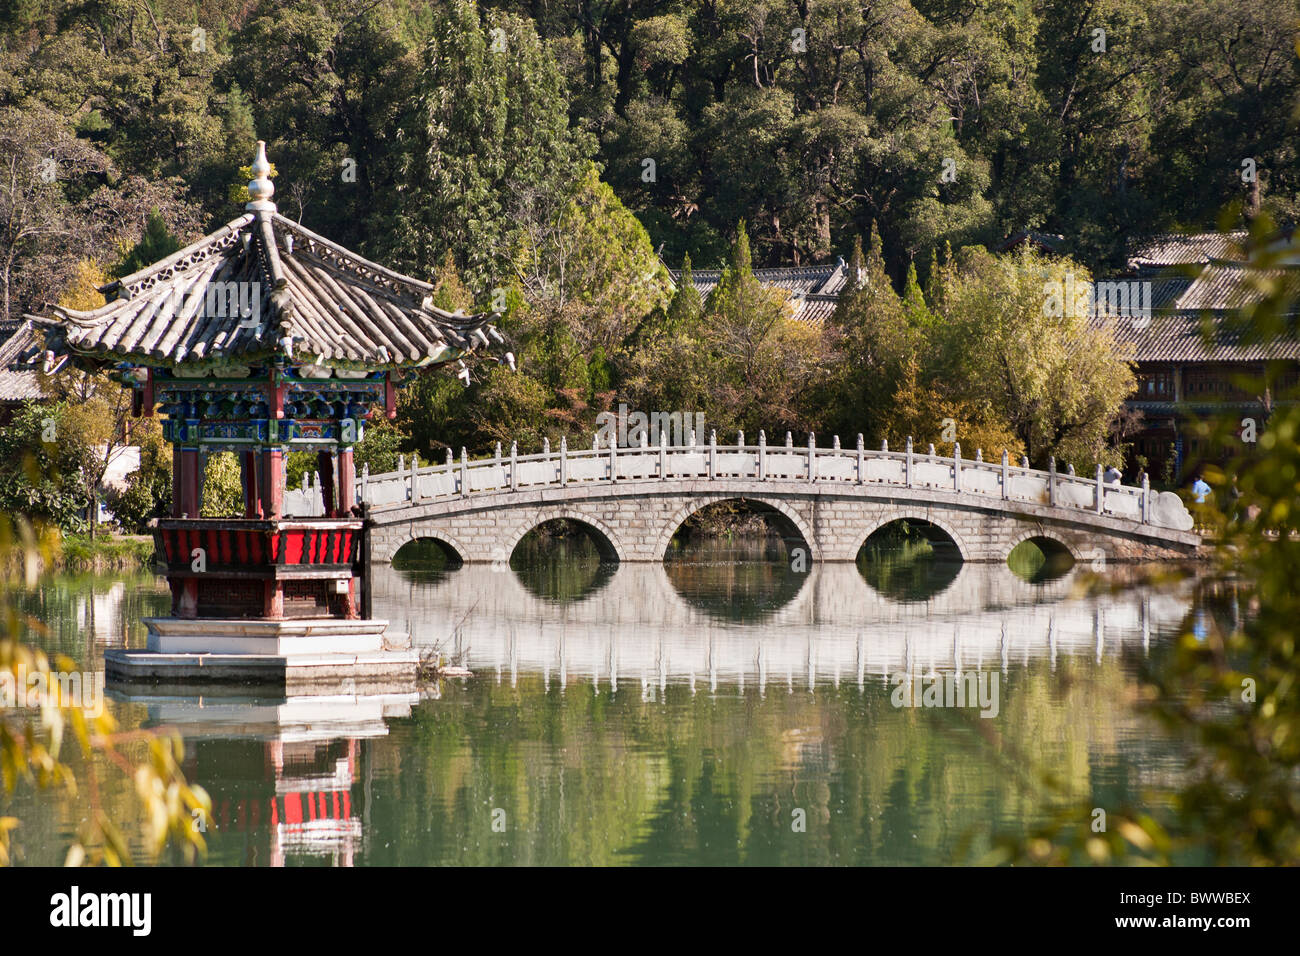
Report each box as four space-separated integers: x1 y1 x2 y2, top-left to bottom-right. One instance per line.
0 105 108 320
112 210 181 278
513 162 671 351
700 221 830 434
932 246 1135 467
825 228 917 443
374 0 594 291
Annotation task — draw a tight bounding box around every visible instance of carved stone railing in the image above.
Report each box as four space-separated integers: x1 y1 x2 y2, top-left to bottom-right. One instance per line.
283 432 1195 533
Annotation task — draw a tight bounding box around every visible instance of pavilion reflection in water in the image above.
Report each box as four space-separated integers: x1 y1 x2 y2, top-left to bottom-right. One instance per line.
125 691 418 866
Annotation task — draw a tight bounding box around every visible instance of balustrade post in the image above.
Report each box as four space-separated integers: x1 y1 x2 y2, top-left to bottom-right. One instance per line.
510 441 518 492
881 439 888 452
1049 456 1057 507
786 431 793 448
1022 456 1029 469
906 437 914 488
659 430 667 480
411 452 421 502
459 448 468 498
361 462 369 503
758 430 767 480
857 434 864 484
495 442 501 464
709 430 717 480
808 432 816 482
953 442 962 492
1095 464 1104 514
1001 450 1009 500
1141 473 1150 523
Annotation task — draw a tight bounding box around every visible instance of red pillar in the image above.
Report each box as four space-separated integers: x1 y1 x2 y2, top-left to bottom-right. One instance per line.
180 448 200 518
317 451 336 517
241 451 260 517
339 448 359 617
338 448 355 517
262 448 284 519
171 445 184 518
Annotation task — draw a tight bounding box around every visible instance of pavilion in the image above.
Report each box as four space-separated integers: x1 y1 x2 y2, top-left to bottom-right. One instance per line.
36 142 505 688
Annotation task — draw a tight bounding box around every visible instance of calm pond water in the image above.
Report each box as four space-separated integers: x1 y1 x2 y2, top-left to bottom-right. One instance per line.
3 537 1223 866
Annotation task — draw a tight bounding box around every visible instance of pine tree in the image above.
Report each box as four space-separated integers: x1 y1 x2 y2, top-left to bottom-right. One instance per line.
666 253 703 330
113 211 181 279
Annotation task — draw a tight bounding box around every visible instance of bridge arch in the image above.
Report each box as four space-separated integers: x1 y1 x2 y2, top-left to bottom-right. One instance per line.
855 513 970 562
386 530 468 568
654 495 818 563
499 510 625 565
1004 529 1081 563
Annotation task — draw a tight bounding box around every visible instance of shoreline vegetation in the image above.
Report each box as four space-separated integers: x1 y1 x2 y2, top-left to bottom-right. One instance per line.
2 534 155 575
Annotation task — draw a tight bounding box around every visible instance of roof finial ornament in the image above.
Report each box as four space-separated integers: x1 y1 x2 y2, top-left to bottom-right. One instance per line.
246 140 276 213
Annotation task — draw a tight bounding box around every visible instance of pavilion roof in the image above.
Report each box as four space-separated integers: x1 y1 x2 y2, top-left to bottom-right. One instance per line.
37 143 502 373
0 318 49 403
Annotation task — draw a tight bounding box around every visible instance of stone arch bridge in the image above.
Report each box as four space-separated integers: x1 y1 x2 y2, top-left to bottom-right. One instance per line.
286 435 1201 565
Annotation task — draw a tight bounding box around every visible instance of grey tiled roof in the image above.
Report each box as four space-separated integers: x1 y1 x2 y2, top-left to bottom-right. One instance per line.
668 263 847 323
996 230 1066 254
40 213 500 370
1106 311 1300 363
0 319 49 403
1127 231 1248 271
1172 260 1300 312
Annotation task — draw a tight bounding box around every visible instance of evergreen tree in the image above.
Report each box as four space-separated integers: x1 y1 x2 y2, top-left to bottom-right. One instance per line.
113 211 181 279
375 0 594 291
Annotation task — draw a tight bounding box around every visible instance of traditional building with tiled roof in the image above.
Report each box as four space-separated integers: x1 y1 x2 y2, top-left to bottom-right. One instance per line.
0 317 56 423
668 261 848 324
1103 229 1299 479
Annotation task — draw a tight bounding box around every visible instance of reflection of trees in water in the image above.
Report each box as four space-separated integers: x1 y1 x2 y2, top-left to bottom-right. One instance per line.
510 524 616 603
357 656 1186 866
1007 538 1075 584
9 572 169 662
856 521 962 602
391 538 460 584
663 535 808 622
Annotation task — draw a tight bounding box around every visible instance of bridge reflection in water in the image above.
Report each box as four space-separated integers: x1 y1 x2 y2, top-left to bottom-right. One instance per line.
371 559 1190 694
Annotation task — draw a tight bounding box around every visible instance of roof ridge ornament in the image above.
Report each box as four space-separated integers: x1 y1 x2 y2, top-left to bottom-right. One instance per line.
245 140 276 214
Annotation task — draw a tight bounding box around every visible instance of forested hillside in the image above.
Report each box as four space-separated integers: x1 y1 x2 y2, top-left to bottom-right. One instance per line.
1 0 1295 529
3 0 1294 298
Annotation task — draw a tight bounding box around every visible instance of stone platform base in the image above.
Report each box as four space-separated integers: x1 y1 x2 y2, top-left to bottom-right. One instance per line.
108 617 417 694
142 616 410 656
105 648 419 695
